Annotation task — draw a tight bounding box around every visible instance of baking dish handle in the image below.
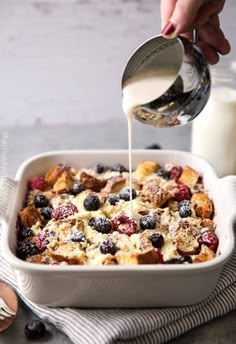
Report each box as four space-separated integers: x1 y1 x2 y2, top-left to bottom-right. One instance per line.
0 177 18 222
218 175 236 228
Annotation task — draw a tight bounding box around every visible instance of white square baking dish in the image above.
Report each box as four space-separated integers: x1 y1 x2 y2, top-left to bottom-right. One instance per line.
0 150 235 308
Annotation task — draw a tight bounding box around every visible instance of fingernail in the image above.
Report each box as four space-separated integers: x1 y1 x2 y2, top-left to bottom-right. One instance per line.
162 21 175 36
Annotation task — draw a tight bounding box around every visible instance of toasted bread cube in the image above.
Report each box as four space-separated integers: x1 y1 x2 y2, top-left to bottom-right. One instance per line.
19 205 41 227
136 161 160 178
178 165 200 188
101 175 126 194
193 245 215 263
141 179 170 207
48 242 87 265
191 192 213 219
175 227 200 255
115 249 161 265
53 171 74 193
44 164 66 186
80 171 106 192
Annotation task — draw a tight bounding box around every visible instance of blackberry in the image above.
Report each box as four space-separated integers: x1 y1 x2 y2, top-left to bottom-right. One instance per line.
94 217 112 234
34 194 48 208
16 240 39 260
96 163 110 174
140 215 156 230
119 187 137 201
179 205 192 218
145 143 162 149
70 182 84 195
84 194 100 211
149 233 164 248
111 163 128 173
100 239 117 255
24 320 46 340
71 231 86 242
88 217 95 227
156 168 170 179
18 227 34 240
107 194 120 205
41 207 53 220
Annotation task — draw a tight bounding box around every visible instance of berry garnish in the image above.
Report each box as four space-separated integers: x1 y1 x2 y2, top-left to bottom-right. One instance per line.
170 166 183 181
112 214 137 236
84 194 100 211
174 184 191 201
119 187 137 201
17 227 34 240
149 233 164 248
164 258 182 264
28 176 45 191
94 217 112 234
35 230 55 251
199 231 219 252
100 239 117 255
41 207 53 220
180 255 193 264
140 215 156 230
71 231 86 242
70 182 84 195
24 320 46 339
34 194 48 208
51 203 78 220
16 240 40 259
107 194 120 205
111 163 128 173
156 168 170 179
96 163 110 174
145 143 162 149
179 205 192 218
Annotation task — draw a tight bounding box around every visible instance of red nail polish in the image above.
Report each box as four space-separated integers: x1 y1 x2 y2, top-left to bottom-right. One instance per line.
162 22 175 36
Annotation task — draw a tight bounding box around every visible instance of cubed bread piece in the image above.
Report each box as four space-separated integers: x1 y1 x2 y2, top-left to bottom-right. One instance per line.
102 255 118 265
140 179 170 207
44 164 66 186
178 165 200 188
191 192 213 219
18 205 42 227
101 175 126 194
80 171 106 192
48 242 87 264
115 249 161 265
200 218 215 231
136 161 160 178
192 245 215 262
175 227 200 255
53 171 74 193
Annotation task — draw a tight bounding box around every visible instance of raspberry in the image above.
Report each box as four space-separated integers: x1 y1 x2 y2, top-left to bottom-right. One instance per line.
199 231 219 252
35 230 56 250
170 166 183 181
51 203 78 220
175 184 191 201
28 176 45 191
112 214 137 236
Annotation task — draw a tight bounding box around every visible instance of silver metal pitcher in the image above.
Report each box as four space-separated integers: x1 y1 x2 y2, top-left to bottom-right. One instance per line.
122 32 211 127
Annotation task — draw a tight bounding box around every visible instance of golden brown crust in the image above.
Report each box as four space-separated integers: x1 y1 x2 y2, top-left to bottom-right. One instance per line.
192 245 215 263
115 249 161 265
80 171 106 192
44 164 66 186
18 205 42 227
53 170 74 193
178 165 200 188
140 179 170 207
191 192 213 219
102 255 118 265
136 161 160 178
101 175 126 195
48 242 87 265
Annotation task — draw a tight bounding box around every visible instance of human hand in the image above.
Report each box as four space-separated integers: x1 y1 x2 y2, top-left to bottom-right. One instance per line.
161 0 231 64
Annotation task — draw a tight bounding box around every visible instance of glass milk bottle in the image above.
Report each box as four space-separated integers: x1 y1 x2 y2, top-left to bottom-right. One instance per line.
191 61 236 177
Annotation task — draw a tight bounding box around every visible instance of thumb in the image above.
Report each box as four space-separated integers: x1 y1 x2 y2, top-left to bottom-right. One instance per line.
162 0 204 37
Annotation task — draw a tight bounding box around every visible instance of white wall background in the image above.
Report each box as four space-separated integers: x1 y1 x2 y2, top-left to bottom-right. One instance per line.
0 0 235 126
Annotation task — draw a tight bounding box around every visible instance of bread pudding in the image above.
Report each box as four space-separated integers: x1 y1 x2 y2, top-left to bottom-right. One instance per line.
16 161 218 265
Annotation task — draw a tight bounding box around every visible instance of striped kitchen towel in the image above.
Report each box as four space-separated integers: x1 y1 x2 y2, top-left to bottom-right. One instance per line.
0 239 235 344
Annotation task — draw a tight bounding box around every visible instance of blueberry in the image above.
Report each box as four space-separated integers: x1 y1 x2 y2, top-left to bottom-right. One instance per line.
140 215 156 230
41 207 52 220
88 217 95 227
71 182 84 195
96 163 110 174
100 239 117 255
178 200 191 208
24 320 46 339
149 233 164 248
34 194 48 208
119 187 137 201
145 143 162 149
16 240 39 260
71 231 86 242
84 194 100 211
179 205 192 218
164 258 182 264
94 217 112 234
156 168 170 179
180 255 192 264
111 163 128 173
18 227 34 240
107 194 120 205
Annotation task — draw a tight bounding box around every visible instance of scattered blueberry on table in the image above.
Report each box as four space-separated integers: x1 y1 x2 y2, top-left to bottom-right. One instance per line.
24 320 46 339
